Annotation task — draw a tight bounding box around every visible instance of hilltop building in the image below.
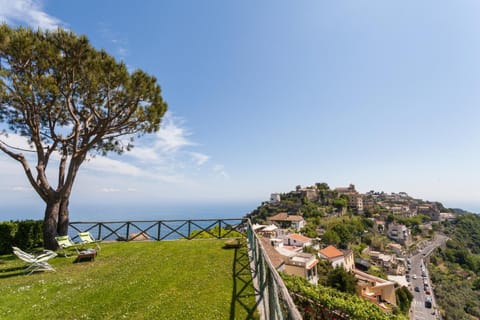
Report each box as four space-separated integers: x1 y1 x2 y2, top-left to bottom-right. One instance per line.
270 193 281 203
267 212 305 231
335 184 364 214
387 223 411 245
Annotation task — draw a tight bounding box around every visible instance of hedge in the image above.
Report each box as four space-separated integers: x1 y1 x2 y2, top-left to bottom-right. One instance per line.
0 220 43 254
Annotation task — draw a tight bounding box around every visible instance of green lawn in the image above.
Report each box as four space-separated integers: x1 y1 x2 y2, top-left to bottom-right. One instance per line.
0 239 258 320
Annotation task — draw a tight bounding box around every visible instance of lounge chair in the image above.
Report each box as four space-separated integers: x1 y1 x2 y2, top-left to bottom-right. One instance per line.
78 232 101 250
55 235 82 256
12 247 57 275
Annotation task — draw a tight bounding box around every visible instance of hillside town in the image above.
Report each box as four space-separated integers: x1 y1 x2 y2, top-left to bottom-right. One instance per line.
247 183 456 314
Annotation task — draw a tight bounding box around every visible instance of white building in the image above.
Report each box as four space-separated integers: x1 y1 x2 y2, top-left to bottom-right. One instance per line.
318 245 355 272
270 193 281 203
387 223 411 245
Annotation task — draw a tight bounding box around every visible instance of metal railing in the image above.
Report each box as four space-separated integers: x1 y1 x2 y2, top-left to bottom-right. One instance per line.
68 218 246 241
246 219 302 320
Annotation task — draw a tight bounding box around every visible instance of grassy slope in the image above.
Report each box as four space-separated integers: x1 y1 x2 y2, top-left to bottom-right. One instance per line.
0 240 256 320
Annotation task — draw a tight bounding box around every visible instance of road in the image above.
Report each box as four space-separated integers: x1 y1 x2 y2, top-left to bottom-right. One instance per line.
408 234 448 320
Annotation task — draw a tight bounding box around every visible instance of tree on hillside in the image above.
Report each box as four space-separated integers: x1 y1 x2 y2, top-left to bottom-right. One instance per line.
395 286 413 315
326 267 357 294
333 195 348 212
0 25 167 249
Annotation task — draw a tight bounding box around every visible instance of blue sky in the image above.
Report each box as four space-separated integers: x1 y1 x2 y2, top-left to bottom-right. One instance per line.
1 0 480 220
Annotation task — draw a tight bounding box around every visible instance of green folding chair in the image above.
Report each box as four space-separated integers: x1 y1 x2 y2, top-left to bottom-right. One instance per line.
55 235 82 256
78 232 102 251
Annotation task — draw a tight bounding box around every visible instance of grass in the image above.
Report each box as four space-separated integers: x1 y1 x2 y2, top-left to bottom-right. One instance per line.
0 239 258 320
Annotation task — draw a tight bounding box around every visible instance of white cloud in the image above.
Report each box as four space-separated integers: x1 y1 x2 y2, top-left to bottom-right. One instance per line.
155 113 195 152
99 188 120 193
98 23 129 61
0 112 227 204
0 132 34 151
84 155 143 177
0 0 63 30
213 164 229 179
11 186 32 192
189 152 209 166
126 146 159 162
122 111 212 169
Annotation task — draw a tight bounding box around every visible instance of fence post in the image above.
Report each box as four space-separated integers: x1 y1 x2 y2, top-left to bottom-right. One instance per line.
126 222 130 241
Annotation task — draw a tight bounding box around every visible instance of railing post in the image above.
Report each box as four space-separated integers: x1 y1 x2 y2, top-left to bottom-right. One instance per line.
98 223 102 241
157 222 161 241
126 222 130 241
187 220 191 240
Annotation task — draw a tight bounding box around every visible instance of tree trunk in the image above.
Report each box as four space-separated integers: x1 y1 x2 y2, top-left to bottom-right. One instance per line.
43 199 61 250
57 198 70 236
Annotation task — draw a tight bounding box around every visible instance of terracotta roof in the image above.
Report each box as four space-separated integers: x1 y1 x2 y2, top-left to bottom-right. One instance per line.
387 243 402 250
287 233 311 243
268 212 288 220
260 238 285 269
286 215 304 222
319 245 344 259
269 213 304 222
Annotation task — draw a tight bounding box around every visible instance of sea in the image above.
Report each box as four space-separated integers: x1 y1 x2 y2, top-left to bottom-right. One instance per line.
0 201 259 222
1 201 259 241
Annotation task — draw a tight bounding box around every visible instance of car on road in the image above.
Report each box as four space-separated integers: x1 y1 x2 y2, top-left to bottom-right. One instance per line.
415 286 420 292
413 274 417 279
425 296 432 308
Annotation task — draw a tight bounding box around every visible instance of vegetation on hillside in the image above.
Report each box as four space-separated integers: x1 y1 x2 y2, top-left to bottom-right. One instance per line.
247 182 456 318
282 274 408 320
429 214 480 319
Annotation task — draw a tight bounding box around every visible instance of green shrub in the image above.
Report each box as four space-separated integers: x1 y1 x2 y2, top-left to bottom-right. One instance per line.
0 222 16 254
13 220 43 250
0 220 44 253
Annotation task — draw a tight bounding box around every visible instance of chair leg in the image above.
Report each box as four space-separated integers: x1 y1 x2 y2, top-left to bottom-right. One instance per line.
26 262 56 275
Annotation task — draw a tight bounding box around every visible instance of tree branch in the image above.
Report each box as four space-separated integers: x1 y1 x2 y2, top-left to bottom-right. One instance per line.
0 140 49 201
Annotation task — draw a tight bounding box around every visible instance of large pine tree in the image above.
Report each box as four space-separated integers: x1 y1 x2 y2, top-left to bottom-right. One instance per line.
0 25 167 249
